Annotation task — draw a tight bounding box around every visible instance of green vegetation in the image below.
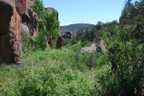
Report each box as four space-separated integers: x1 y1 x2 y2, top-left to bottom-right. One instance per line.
0 0 144 95
32 0 61 49
31 0 48 49
96 22 144 96
0 44 108 95
70 0 144 95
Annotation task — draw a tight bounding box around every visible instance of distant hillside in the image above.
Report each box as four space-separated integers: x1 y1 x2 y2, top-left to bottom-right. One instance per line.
60 23 95 33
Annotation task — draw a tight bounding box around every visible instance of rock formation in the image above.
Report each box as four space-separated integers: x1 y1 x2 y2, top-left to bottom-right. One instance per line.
96 40 107 53
45 7 63 49
0 0 38 64
0 0 14 64
81 40 106 54
21 7 39 47
62 32 71 39
81 44 96 54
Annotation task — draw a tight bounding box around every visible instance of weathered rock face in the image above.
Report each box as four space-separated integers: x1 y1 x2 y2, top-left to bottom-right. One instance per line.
21 7 39 47
0 0 37 64
21 8 38 38
0 1 13 63
15 0 28 14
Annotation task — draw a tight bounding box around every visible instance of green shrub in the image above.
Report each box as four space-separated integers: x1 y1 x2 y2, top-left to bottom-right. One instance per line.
0 46 107 95
95 23 144 96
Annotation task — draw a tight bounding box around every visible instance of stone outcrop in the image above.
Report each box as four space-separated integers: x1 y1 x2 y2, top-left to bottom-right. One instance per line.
0 0 38 64
81 40 106 54
81 44 96 54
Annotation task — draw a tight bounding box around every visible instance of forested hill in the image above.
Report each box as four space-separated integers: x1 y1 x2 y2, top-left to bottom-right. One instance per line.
60 23 95 33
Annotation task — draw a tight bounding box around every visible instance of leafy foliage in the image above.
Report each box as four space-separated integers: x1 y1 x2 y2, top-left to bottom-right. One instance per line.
32 0 61 49
0 44 107 95
93 0 144 95
96 23 144 96
46 8 61 39
31 0 48 49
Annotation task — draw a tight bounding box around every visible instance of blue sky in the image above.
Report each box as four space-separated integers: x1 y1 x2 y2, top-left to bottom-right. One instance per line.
42 0 136 25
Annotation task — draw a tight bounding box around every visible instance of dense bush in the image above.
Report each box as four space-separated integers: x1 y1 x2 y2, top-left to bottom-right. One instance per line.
95 18 144 96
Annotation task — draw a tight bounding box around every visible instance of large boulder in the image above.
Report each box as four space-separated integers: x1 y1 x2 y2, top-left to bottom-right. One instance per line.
81 40 106 54
81 44 96 53
21 23 30 40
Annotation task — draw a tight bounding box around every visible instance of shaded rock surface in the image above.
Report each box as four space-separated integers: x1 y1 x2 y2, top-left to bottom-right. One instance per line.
0 0 38 64
21 23 30 39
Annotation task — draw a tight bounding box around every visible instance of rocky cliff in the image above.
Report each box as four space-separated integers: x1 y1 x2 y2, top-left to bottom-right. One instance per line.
0 0 38 64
